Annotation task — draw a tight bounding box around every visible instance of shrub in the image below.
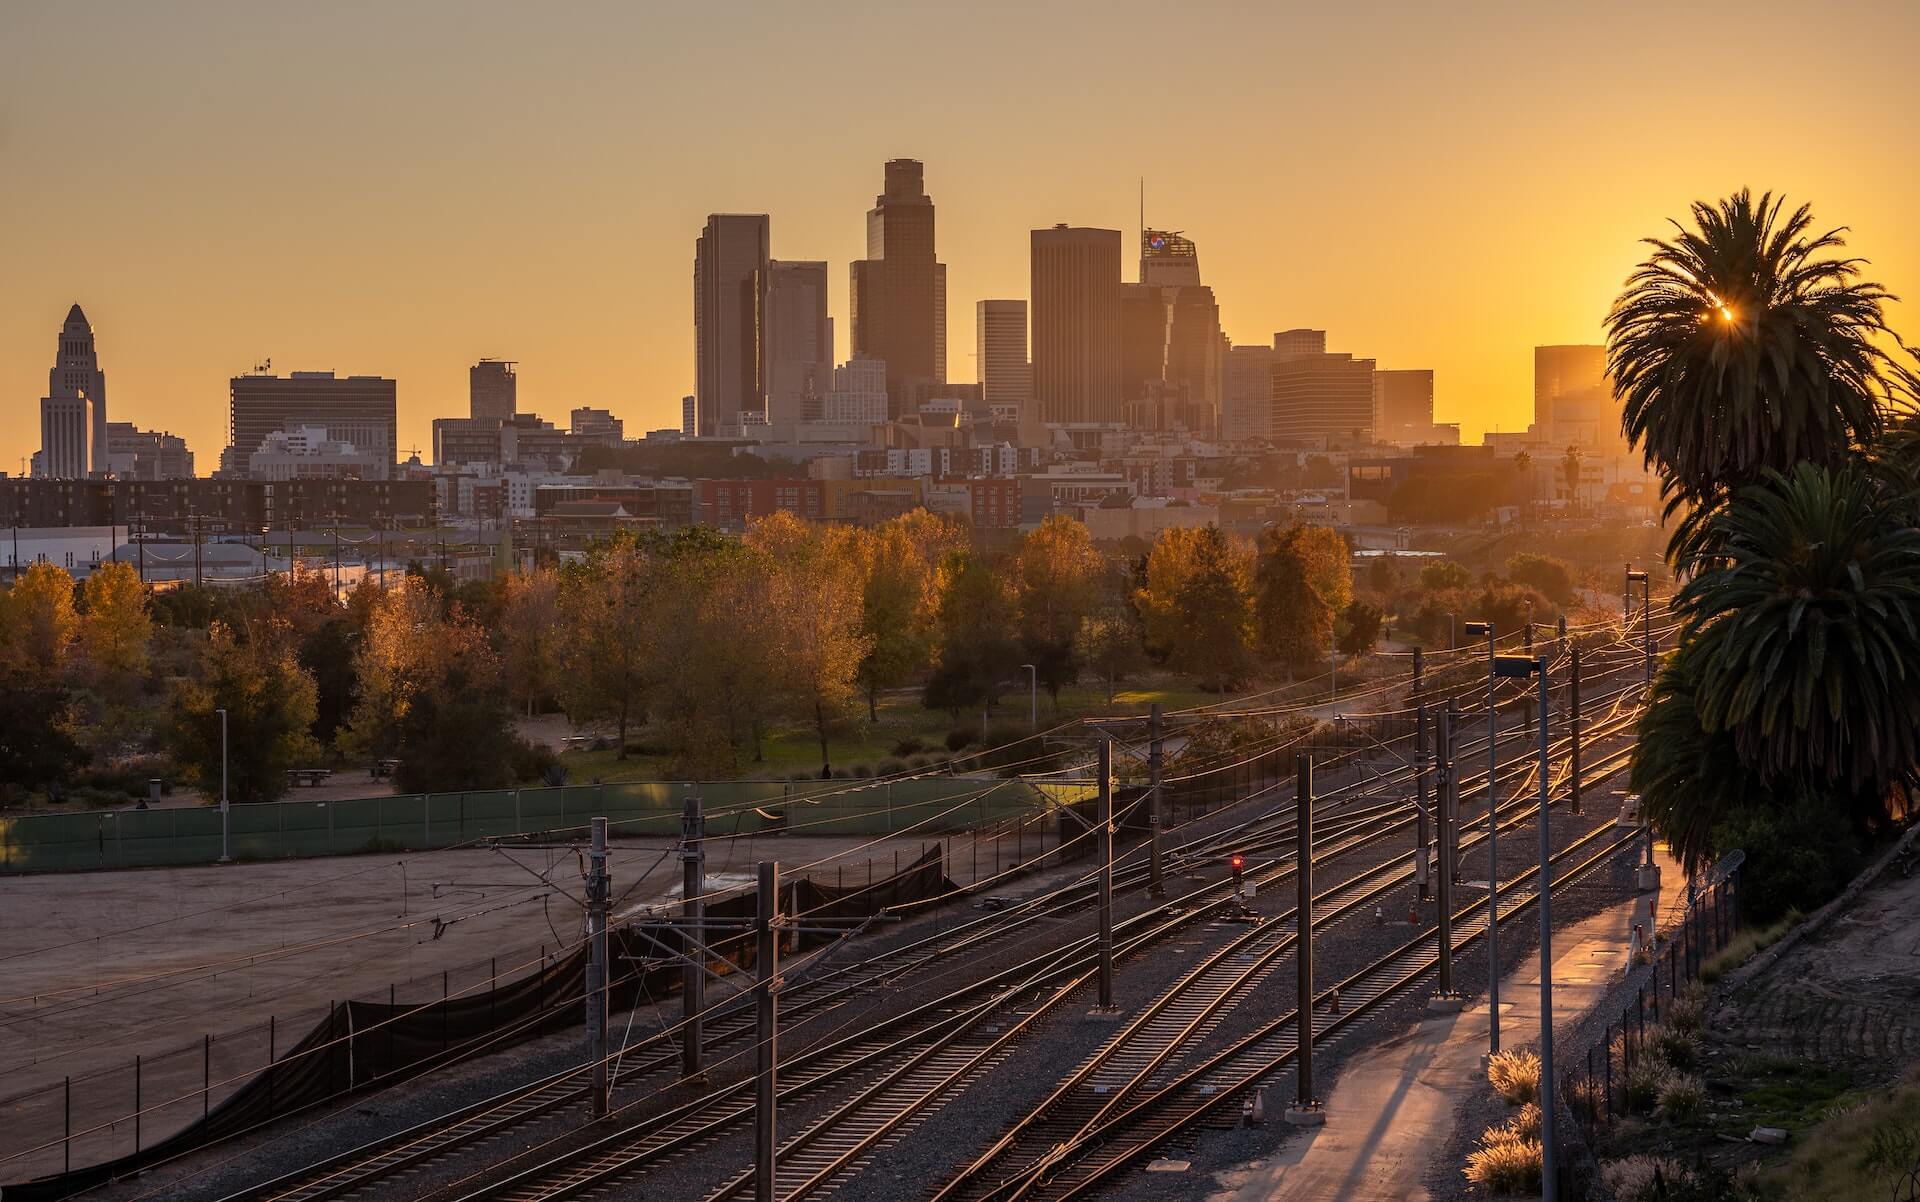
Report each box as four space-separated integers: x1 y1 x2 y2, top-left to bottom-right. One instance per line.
1648 1023 1699 1071
1713 800 1862 924
853 763 873 778
1602 1155 1694 1202
1487 1049 1540 1105
1464 1124 1542 1195
878 758 906 776
1624 1058 1668 1115
1666 988 1704 1036
908 755 930 770
1701 911 1799 984
1656 1072 1705 1121
945 728 977 753
892 737 927 757
1568 1076 1604 1125
508 737 559 785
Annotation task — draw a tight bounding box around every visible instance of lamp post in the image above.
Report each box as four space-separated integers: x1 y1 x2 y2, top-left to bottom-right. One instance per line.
1494 652 1555 1199
1465 620 1498 1053
1020 664 1037 731
215 707 231 863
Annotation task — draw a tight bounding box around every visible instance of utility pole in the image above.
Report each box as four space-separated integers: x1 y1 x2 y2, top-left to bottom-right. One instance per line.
754 861 780 1202
216 708 231 863
1289 754 1322 1124
681 788 706 1079
1432 705 1455 1003
585 817 610 1119
1465 621 1499 1051
1445 697 1463 881
1534 658 1558 1202
1411 646 1424 704
1414 703 1430 901
1147 704 1165 897
1569 649 1582 816
1096 737 1116 1011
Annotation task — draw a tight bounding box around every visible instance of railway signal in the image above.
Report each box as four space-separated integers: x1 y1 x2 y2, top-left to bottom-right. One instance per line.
1229 853 1245 893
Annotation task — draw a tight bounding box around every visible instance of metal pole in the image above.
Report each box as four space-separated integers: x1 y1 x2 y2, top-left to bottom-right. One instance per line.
1411 646 1423 703
1446 697 1462 881
754 861 779 1202
1147 703 1165 897
1643 578 1653 689
217 708 231 862
1435 707 1454 997
586 816 609 1118
682 788 706 1078
1295 754 1315 1108
1096 737 1115 1010
1415 703 1430 901
1537 658 1558 1202
1485 629 1500 1054
1569 648 1582 816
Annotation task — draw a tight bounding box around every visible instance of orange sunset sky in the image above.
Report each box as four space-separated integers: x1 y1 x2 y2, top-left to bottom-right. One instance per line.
3 0 1917 475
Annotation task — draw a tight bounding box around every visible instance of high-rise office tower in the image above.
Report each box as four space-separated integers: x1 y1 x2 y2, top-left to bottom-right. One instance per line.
225 372 398 479
1533 344 1621 448
1224 345 1277 441
1271 348 1377 444
1373 368 1435 445
470 360 518 423
1274 328 1328 360
767 260 833 424
1030 225 1123 425
1120 230 1224 434
681 395 696 436
694 213 771 437
849 159 945 416
37 304 108 477
976 300 1030 411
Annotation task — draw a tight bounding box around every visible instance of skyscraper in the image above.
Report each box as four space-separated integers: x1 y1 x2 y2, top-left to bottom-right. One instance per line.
37 304 108 477
1120 231 1223 433
694 213 771 437
1224 345 1277 441
1534 344 1621 449
1274 328 1328 360
849 159 945 416
470 360 517 423
976 300 1030 411
767 260 832 424
1030 226 1122 425
1271 348 1376 444
1373 368 1435 445
225 372 397 479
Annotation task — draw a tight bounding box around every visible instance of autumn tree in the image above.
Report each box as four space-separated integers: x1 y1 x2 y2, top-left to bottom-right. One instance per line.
854 511 964 719
1081 564 1147 703
0 561 79 677
923 549 1022 720
556 536 662 756
0 669 88 798
1011 515 1106 707
747 513 870 774
497 567 562 716
1136 525 1255 691
78 561 152 686
167 622 320 803
1253 523 1352 673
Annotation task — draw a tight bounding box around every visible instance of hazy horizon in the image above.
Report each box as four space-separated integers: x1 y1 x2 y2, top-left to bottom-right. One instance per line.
4 0 1916 472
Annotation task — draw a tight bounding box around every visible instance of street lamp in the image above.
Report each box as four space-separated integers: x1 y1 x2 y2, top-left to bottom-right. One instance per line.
215 707 231 863
1464 620 1498 1053
1020 663 1037 731
1494 652 1556 1201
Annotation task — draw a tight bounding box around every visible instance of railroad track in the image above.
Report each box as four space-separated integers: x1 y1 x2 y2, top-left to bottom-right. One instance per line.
208 629 1657 1202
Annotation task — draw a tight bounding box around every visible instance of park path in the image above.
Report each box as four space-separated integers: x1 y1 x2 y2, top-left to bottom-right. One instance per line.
1205 844 1683 1201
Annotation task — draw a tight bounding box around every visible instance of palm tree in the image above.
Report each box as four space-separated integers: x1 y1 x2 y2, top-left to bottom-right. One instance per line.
1673 462 1920 800
1629 638 1758 871
1605 190 1901 525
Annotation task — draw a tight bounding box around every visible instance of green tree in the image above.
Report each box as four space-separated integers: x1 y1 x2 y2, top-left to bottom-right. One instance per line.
852 511 965 720
1253 523 1351 672
0 670 89 797
555 537 660 756
1136 525 1254 691
1506 552 1576 608
167 623 320 803
1012 515 1106 707
1418 560 1472 592
497 567 562 717
1336 600 1384 657
1606 191 1902 551
747 513 870 774
923 549 1022 720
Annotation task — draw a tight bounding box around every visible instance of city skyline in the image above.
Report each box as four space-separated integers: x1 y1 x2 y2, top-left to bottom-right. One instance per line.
3 1 1917 475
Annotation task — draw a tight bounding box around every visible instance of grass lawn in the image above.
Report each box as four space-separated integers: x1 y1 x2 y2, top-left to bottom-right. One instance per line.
552 670 1319 785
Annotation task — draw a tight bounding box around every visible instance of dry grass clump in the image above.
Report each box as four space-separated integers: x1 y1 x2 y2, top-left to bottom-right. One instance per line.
1601 1155 1693 1201
1656 1071 1705 1120
1486 1048 1540 1105
1464 1122 1543 1195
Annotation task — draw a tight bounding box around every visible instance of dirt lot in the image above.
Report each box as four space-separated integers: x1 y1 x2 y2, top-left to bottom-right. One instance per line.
0 826 1040 1105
